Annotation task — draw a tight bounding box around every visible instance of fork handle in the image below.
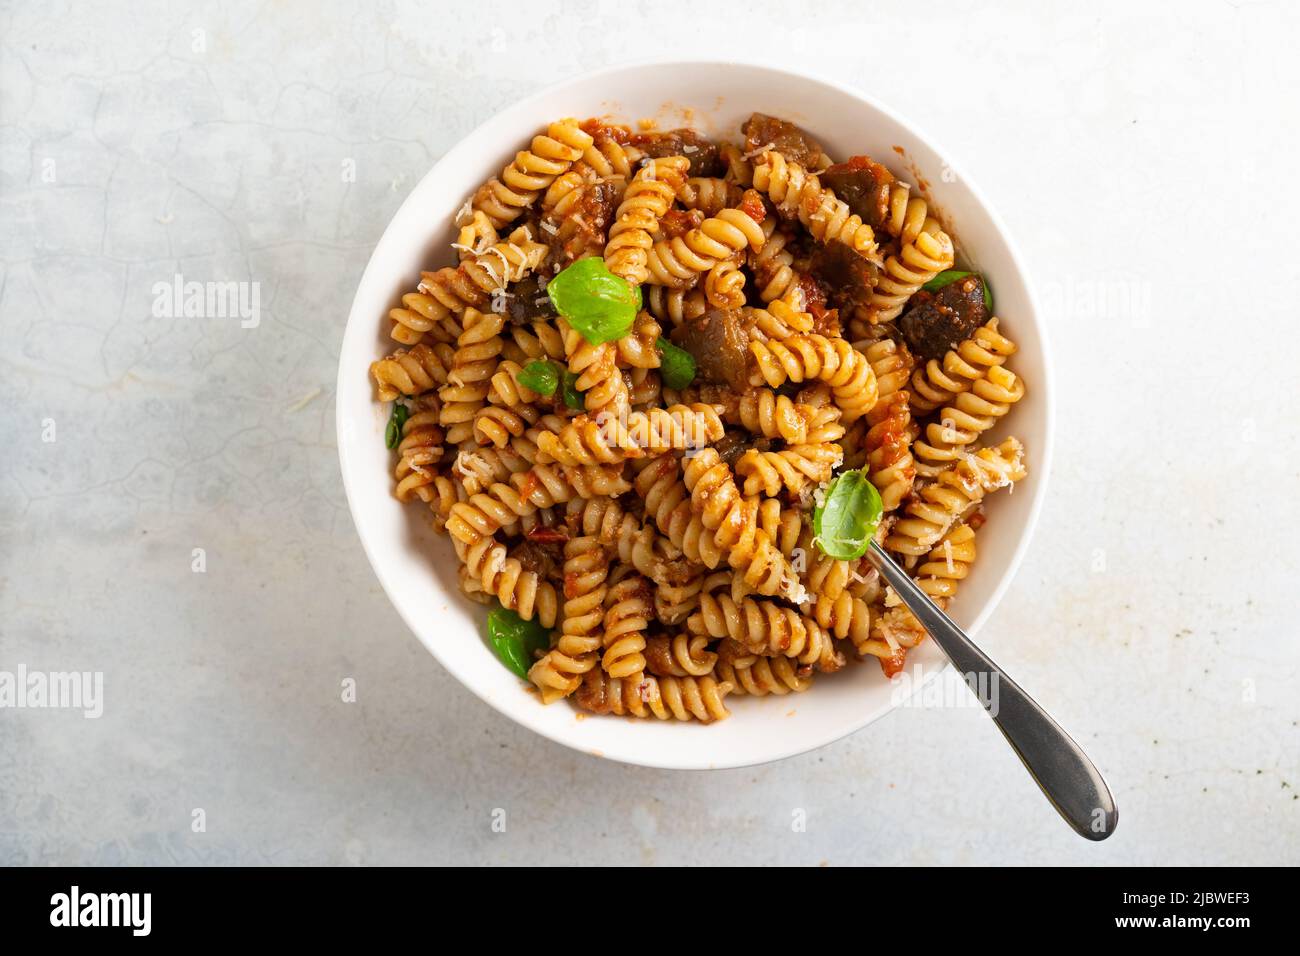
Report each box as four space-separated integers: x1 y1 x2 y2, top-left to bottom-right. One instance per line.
867 541 1118 840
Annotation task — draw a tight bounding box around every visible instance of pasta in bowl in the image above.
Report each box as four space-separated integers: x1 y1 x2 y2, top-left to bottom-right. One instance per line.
337 62 1051 769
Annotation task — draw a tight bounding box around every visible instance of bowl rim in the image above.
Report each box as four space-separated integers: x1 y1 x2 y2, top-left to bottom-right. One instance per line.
335 56 1055 770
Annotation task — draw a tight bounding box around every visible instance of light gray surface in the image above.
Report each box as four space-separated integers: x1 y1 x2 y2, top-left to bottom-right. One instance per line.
1 0 1297 866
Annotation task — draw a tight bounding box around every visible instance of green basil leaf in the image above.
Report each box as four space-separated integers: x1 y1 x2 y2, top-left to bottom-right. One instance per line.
547 257 641 345
486 604 552 679
518 360 559 396
656 336 696 390
561 370 585 410
385 401 410 449
921 270 972 293
813 470 883 560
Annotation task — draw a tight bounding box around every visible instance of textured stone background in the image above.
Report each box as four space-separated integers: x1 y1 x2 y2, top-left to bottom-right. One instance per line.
2 0 1297 865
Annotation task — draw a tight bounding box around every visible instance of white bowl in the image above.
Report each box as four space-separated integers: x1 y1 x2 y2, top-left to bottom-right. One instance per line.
336 60 1053 770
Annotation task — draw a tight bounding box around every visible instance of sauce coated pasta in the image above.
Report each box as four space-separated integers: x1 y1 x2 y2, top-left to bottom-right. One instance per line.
369 113 1028 723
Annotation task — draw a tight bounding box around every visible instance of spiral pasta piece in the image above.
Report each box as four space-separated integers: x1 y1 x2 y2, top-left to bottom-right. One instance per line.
461 536 560 628
559 318 631 420
573 669 733 723
644 634 716 678
654 567 705 626
472 401 540 449
472 118 593 230
748 334 879 422
371 342 456 401
644 285 707 328
485 359 542 412
393 399 445 503
747 301 815 344
424 474 463 533
681 448 799 598
453 444 531 495
749 217 810 305
883 181 929 246
734 443 843 498
387 287 462 347
864 391 916 512
645 206 767 288
582 131 643 182
909 318 1018 413
866 221 955 323
704 255 747 309
446 463 631 545
863 338 914 402
913 365 1025 477
719 142 754 186
438 308 503 444
601 573 653 678
453 209 499 259
689 574 843 672
886 438 1026 556
527 535 607 703
675 177 739 216
752 150 879 258
420 226 549 315
541 164 595 218
536 404 724 465
715 641 812 697
615 312 663 370
758 499 804 557
628 367 662 409
505 321 567 364
736 389 811 444
605 155 690 285
913 521 977 605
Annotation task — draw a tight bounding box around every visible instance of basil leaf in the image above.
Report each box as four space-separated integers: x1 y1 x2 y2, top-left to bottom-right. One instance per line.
922 270 992 310
518 360 559 396
560 370 585 410
921 270 972 293
547 257 641 345
813 470 883 560
486 604 552 679
385 401 410 449
656 337 696 390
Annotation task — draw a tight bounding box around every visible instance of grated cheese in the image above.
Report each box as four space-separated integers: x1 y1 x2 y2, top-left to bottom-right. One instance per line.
742 142 776 161
454 197 473 225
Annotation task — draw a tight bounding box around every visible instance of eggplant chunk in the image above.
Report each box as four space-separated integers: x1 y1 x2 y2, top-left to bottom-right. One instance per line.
809 242 878 316
899 274 989 361
742 113 830 170
819 155 895 230
631 128 723 177
669 308 753 390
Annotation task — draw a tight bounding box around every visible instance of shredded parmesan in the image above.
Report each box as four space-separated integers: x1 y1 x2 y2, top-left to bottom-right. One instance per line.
783 578 811 606
943 539 955 575
481 246 512 291
539 219 559 235
742 142 775 161
454 197 473 225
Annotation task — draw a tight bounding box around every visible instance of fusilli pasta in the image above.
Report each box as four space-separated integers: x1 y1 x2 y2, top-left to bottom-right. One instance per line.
368 113 1033 715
